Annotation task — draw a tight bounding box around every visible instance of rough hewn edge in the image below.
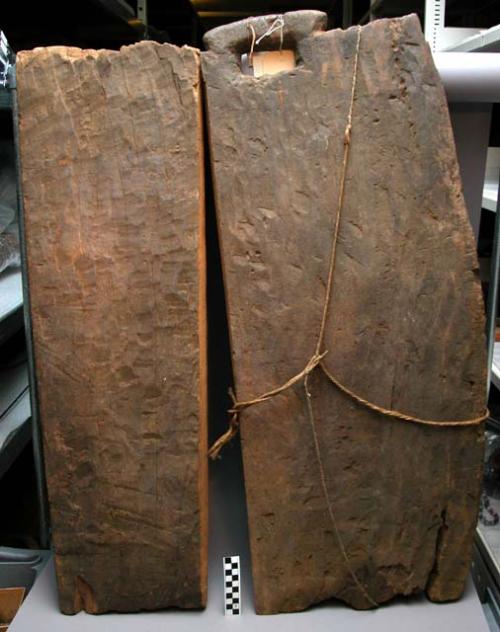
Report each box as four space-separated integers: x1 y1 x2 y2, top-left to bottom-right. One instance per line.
192 45 209 608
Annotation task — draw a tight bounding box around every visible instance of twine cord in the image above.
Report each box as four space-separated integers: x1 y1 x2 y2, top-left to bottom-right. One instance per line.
256 16 285 46
303 371 379 608
210 24 489 606
303 25 378 608
248 24 257 67
248 16 285 67
320 363 488 427
209 21 487 457
314 23 359 358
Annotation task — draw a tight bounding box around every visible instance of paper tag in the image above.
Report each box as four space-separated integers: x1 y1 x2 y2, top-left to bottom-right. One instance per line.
252 50 296 77
241 50 296 77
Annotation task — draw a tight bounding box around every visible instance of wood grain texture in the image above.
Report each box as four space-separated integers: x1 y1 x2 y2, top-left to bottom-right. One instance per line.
203 11 486 613
17 41 207 614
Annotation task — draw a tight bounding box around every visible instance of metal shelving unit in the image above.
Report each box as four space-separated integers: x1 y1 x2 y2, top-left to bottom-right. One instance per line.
0 33 50 600
492 344 500 392
0 340 30 480
425 4 500 631
474 74 500 632
0 35 30 486
485 179 499 214
0 268 23 346
483 149 500 214
0 391 31 481
0 268 22 320
0 214 30 477
448 24 500 53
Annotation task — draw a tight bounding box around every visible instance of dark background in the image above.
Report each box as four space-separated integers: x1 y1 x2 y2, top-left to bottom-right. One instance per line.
1 0 500 51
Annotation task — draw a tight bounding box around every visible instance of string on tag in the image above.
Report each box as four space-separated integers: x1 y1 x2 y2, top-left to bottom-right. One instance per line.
256 16 285 47
248 15 285 67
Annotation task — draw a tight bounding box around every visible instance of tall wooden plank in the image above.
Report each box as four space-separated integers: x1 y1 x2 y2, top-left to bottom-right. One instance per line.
203 12 486 613
17 41 207 614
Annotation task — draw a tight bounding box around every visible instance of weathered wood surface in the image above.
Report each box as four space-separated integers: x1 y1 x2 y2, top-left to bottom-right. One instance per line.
203 11 486 613
17 42 207 614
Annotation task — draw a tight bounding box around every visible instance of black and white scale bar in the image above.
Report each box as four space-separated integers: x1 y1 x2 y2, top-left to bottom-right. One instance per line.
223 555 241 616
